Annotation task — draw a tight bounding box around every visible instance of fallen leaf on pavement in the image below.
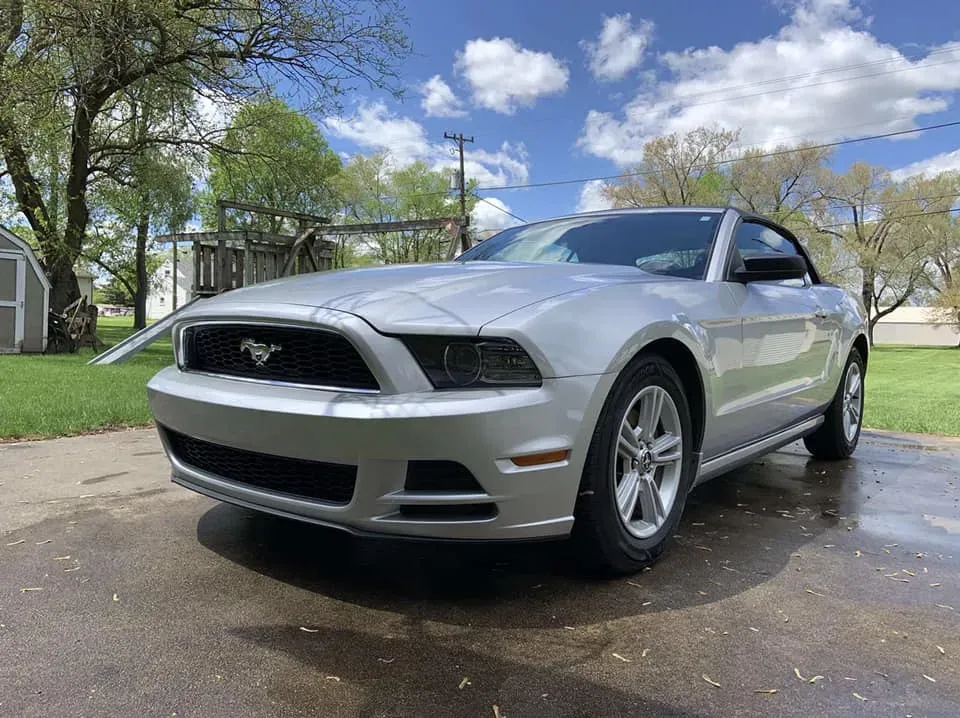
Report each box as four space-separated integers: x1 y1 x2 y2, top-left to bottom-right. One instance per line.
794 668 806 681
53 556 71 561
936 646 945 655
805 589 825 597
112 593 119 602
6 540 25 546
19 587 42 592
493 705 502 718
753 689 778 694
853 692 867 701
935 604 954 611
923 675 936 683
459 677 471 690
612 653 631 663
702 674 721 688
325 676 340 682
809 676 824 684
64 566 80 572
35 540 51 545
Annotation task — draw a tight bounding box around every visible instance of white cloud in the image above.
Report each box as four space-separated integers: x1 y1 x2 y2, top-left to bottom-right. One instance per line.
420 75 466 118
579 0 960 165
890 148 960 181
455 37 569 115
577 179 615 213
323 102 529 187
581 13 654 82
471 197 520 233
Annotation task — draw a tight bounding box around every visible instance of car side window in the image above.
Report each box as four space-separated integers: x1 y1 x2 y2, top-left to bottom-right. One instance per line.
730 221 811 287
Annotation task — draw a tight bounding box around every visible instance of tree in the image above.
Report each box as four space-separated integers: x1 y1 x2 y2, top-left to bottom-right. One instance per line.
337 152 472 265
905 172 960 345
0 0 409 311
727 143 832 230
815 163 935 345
603 126 739 208
203 98 343 233
80 79 197 328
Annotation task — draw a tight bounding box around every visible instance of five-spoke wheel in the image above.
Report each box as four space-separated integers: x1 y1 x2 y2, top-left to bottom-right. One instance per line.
614 386 684 540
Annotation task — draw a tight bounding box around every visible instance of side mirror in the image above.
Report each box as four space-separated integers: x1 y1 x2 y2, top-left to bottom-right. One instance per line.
734 254 808 283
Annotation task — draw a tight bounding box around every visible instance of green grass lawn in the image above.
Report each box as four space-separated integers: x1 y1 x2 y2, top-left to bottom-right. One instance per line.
862 345 960 437
1 320 958 440
0 316 173 441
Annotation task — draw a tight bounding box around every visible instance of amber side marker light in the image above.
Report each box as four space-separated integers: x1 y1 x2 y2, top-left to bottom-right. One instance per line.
510 450 570 467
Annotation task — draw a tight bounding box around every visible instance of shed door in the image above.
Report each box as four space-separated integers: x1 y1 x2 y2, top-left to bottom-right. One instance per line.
0 249 26 352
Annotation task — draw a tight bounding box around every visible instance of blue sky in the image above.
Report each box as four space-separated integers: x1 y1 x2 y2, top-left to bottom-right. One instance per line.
315 0 960 231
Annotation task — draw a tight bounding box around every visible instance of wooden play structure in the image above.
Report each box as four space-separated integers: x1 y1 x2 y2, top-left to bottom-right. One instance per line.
89 200 470 365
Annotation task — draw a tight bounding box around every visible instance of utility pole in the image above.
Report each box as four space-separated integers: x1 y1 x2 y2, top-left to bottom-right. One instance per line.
444 131 474 253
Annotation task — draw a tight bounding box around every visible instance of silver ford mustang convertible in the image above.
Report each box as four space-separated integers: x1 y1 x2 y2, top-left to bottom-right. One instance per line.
147 206 868 575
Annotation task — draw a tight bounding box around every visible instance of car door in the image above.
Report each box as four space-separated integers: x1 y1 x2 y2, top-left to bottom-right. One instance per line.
721 219 838 442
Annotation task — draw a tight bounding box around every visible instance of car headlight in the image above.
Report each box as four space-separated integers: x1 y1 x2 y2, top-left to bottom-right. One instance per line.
401 336 543 389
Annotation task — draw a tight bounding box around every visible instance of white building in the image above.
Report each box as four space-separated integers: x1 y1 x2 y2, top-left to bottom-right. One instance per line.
874 306 959 347
146 249 194 320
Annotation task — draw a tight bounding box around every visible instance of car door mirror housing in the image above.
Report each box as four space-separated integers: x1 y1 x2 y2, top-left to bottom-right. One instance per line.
734 254 808 283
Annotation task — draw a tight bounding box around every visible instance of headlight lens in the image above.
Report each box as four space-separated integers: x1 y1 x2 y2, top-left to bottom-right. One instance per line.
402 336 542 389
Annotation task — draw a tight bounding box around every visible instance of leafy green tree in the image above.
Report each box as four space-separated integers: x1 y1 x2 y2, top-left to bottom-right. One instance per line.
0 0 409 310
337 152 474 265
203 98 344 233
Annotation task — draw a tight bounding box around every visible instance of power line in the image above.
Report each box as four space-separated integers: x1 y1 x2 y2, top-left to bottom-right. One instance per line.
461 47 960 138
818 205 960 229
655 57 960 114
663 46 960 104
476 118 960 193
474 194 526 223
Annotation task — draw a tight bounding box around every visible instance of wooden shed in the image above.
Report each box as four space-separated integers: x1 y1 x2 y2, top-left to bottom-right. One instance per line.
0 225 49 353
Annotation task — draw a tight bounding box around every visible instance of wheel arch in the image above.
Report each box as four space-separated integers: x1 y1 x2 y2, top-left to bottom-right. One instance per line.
634 337 707 457
852 332 869 371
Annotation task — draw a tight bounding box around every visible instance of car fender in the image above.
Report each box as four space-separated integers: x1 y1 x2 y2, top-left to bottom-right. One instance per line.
480 280 731 455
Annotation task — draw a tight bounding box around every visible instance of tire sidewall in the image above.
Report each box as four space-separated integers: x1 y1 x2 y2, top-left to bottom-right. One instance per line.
836 350 866 453
577 354 696 567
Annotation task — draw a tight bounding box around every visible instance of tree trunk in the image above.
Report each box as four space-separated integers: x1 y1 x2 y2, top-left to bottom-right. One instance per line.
861 266 876 348
47 255 81 314
133 213 150 330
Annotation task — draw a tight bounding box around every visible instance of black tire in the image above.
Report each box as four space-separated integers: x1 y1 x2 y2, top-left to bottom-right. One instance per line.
803 348 866 460
571 352 697 577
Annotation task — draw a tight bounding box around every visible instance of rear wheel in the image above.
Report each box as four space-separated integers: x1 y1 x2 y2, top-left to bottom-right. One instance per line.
572 353 696 577
803 348 865 460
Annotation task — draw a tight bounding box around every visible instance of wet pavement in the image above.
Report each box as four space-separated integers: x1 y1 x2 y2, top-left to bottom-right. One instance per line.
1 428 958 717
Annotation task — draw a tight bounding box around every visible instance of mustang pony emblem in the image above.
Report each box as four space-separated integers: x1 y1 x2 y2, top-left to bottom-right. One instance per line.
240 338 282 366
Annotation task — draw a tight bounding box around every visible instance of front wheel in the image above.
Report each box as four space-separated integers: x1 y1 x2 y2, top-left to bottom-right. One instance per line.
803 348 865 460
571 353 696 577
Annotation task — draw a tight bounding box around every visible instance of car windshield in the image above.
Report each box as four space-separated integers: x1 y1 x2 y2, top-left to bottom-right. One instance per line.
458 211 723 279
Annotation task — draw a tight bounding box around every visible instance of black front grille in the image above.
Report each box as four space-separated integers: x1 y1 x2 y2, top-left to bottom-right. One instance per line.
183 324 379 390
163 427 357 505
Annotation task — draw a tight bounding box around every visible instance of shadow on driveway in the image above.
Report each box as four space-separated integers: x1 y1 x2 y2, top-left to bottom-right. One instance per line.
196 444 863 629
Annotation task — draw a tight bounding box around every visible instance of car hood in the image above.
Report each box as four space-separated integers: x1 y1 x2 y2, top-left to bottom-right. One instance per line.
199 261 677 333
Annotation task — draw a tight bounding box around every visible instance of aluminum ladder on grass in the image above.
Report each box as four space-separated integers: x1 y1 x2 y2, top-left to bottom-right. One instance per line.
87 297 203 366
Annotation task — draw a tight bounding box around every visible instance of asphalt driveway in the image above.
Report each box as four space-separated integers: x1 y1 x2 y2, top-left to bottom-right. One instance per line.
1 428 958 717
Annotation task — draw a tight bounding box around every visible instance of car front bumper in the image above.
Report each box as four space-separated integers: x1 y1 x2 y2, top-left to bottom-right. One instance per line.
147 361 612 541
